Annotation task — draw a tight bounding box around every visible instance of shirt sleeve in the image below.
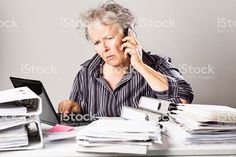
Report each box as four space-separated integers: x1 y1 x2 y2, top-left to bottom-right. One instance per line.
69 69 86 114
152 56 194 103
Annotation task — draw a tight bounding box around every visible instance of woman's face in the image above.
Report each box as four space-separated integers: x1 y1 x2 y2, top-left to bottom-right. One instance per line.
87 22 128 67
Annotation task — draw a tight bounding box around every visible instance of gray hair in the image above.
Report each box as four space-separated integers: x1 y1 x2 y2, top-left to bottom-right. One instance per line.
79 0 136 40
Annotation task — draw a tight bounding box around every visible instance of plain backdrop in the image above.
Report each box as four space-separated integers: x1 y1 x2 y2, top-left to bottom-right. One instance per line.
0 0 236 110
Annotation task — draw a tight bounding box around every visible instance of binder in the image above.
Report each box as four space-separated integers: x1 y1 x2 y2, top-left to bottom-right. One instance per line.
0 87 42 116
0 87 43 151
121 97 178 122
138 97 174 115
121 106 162 122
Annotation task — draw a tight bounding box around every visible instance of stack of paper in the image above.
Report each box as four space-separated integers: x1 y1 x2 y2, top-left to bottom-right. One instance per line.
76 119 162 154
0 102 27 115
45 124 76 141
121 96 176 122
0 116 26 130
0 125 28 149
0 87 43 151
0 103 28 149
166 104 236 145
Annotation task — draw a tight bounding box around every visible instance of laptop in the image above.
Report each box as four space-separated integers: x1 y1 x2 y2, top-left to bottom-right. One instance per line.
10 77 93 127
10 77 60 125
10 77 95 127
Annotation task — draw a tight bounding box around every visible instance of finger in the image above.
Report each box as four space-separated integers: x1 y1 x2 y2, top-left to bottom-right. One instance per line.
128 28 136 38
124 51 131 58
128 28 140 45
124 48 134 56
58 102 63 113
122 36 137 45
63 104 71 113
59 101 70 113
124 51 130 57
63 110 69 117
120 42 136 51
71 105 80 113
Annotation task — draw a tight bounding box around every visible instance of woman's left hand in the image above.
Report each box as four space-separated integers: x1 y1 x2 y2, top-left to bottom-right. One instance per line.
120 29 143 69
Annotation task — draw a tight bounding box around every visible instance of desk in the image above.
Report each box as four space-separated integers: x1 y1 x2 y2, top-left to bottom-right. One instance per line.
1 123 236 157
147 133 236 156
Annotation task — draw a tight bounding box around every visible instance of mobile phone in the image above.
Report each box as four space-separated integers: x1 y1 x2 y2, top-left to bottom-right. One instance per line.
124 27 136 38
123 27 129 38
123 27 131 57
122 28 141 59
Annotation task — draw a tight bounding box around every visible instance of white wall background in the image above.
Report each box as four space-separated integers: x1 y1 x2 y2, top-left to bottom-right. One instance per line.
0 0 236 110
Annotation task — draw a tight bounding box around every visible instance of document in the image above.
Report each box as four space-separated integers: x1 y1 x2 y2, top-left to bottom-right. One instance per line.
0 87 42 116
138 97 175 115
0 102 27 115
175 104 236 122
76 119 162 154
0 87 43 151
0 125 28 149
44 124 76 141
165 103 236 145
0 117 26 128
45 131 77 141
47 124 74 132
121 106 148 121
121 106 162 122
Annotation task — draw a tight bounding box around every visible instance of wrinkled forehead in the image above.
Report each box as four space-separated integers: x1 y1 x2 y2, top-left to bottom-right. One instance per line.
87 21 123 41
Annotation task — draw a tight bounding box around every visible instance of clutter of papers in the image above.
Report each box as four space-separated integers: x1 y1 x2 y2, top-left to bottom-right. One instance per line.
76 118 162 154
1 90 236 155
0 87 43 150
121 97 175 122
165 104 236 145
0 125 28 149
44 124 76 141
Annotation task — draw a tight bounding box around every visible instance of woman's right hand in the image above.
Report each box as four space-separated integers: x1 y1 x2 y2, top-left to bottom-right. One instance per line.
58 100 81 114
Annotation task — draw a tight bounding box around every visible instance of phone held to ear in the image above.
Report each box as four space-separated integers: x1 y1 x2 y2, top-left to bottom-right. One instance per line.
123 27 129 38
123 27 142 59
122 27 133 57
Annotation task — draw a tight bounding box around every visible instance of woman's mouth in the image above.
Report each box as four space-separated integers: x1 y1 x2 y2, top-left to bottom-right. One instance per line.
106 55 114 60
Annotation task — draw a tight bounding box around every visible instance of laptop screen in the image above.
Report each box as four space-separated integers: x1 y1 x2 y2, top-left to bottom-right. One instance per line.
10 77 60 125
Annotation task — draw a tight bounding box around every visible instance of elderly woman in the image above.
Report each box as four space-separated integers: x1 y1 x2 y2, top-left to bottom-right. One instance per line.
58 1 194 117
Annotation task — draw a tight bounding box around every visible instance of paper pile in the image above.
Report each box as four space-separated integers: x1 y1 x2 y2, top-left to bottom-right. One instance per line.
0 125 28 149
0 87 43 151
76 119 162 154
44 124 76 141
165 104 236 145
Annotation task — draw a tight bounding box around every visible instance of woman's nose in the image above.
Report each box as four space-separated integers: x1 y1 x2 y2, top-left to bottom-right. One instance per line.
102 41 109 52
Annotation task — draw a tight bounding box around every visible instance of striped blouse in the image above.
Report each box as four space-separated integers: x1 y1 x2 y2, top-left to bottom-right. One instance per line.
69 51 194 117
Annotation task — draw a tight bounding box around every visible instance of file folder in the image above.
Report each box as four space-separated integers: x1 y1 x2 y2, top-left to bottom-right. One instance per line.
0 87 42 116
0 87 43 151
138 97 177 115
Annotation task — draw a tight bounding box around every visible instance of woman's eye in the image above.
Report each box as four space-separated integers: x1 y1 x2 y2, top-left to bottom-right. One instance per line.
107 37 113 40
94 41 99 45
